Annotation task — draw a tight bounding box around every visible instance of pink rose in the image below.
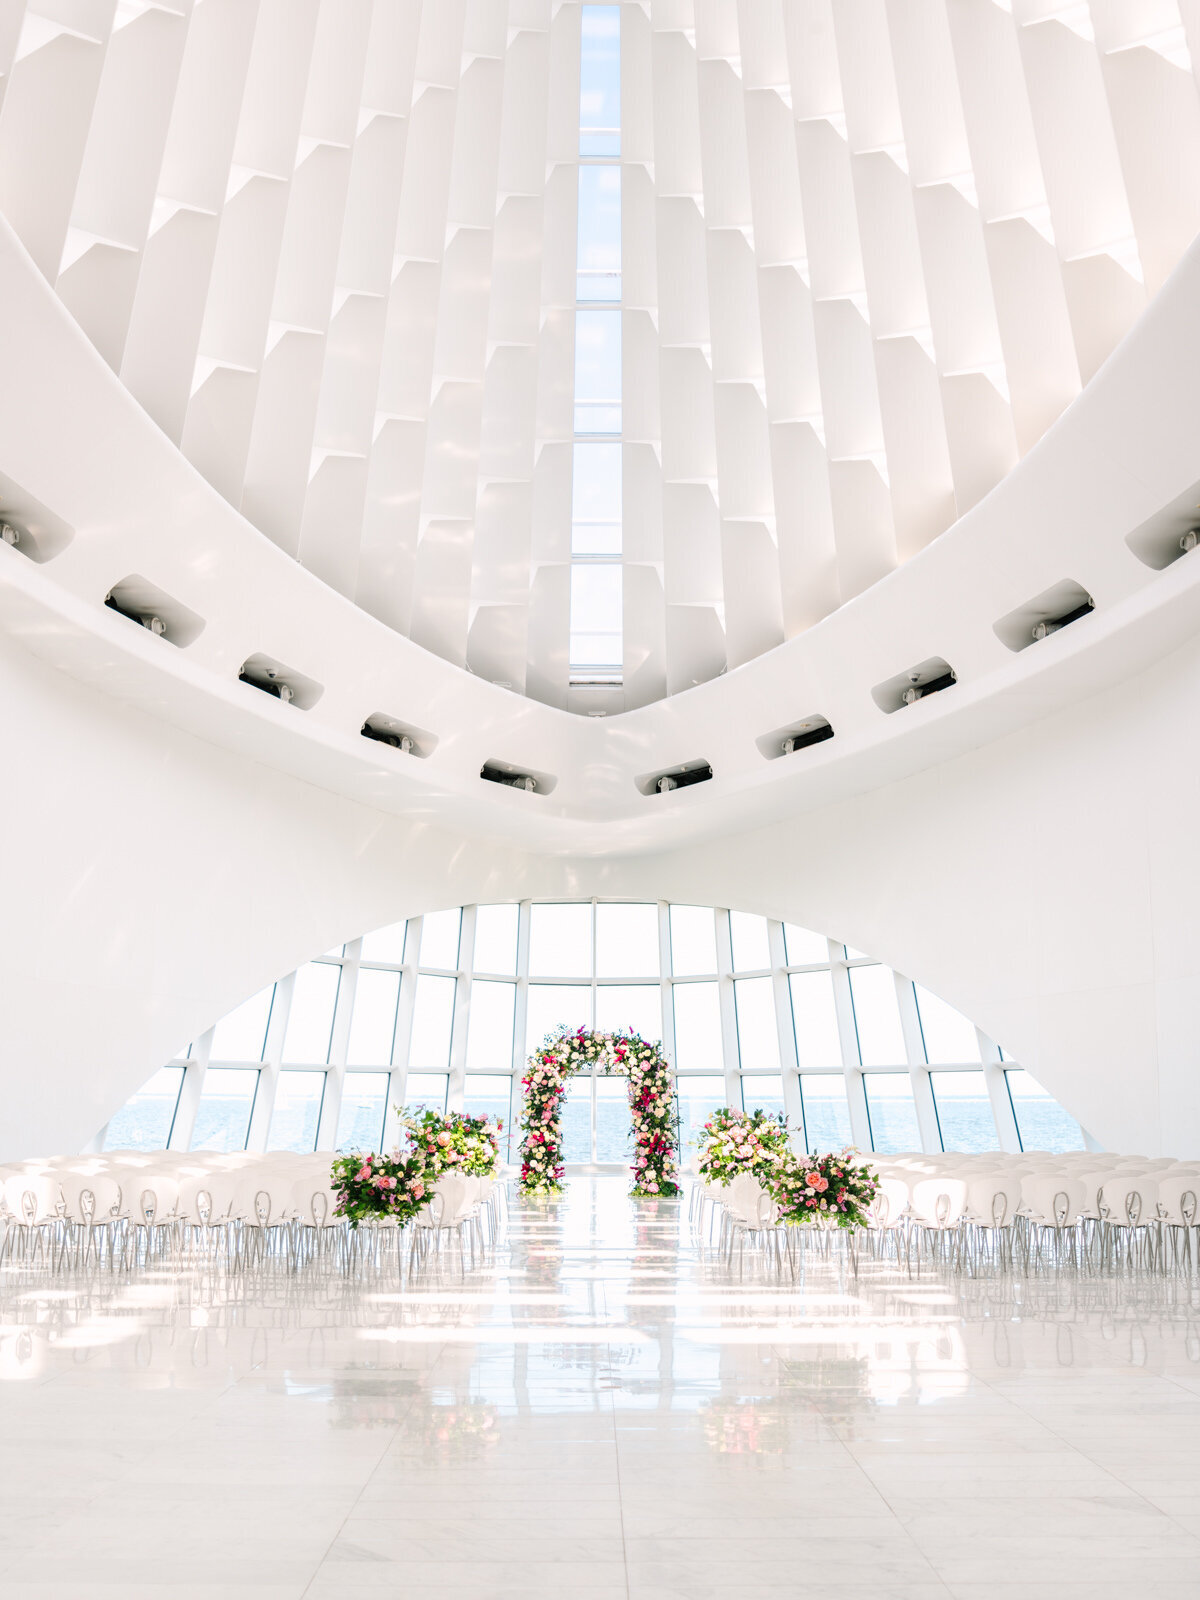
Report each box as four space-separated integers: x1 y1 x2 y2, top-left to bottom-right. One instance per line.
437 1132 452 1147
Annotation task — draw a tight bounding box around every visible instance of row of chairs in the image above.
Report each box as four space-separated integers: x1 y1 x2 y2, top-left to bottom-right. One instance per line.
0 1149 507 1274
691 1151 1200 1275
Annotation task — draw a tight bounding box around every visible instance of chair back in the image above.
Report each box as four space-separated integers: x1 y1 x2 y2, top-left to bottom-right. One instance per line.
59 1173 122 1224
910 1177 967 1227
1019 1175 1085 1226
965 1175 1020 1228
4 1173 60 1223
725 1173 762 1225
1156 1176 1199 1227
1103 1176 1160 1226
432 1173 472 1227
289 1179 335 1227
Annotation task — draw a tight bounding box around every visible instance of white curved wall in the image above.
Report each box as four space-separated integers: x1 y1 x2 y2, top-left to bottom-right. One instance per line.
4 599 1199 1160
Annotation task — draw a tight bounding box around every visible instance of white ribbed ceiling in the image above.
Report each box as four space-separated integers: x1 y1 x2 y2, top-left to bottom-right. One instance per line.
1 0 1199 713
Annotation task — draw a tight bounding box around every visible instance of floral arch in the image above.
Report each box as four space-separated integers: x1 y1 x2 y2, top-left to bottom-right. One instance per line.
518 1028 680 1198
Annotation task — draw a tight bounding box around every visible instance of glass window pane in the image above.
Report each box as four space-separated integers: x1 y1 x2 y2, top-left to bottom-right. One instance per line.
915 985 980 1064
676 1076 727 1161
403 1073 448 1114
360 920 408 964
595 984 662 1043
579 4 620 156
473 904 519 975
574 308 621 432
463 1074 513 1159
729 911 771 972
268 1070 325 1152
526 983 591 1053
570 565 622 670
864 1074 921 1154
577 163 621 301
467 980 516 1070
530 903 592 978
596 902 659 978
418 908 461 970
336 1071 390 1154
740 1074 786 1123
346 968 400 1066
102 1066 185 1151
209 986 275 1062
595 1075 633 1162
789 971 842 1068
733 977 780 1069
408 975 456 1068
799 1074 853 1152
561 1077 592 1163
669 905 717 977
192 1067 259 1152
282 963 340 1063
672 981 723 1070
931 1070 998 1153
849 966 906 1066
1006 1069 1086 1153
784 924 828 966
572 442 622 556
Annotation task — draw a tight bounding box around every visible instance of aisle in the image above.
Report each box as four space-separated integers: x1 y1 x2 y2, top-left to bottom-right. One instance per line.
1 1176 1200 1597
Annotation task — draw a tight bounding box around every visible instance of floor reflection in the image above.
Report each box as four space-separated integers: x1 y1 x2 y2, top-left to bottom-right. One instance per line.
2 1176 1200 1597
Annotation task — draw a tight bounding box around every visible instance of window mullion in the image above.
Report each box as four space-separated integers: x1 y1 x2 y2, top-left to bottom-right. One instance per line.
247 976 289 1151
317 947 357 1151
169 1028 210 1150
387 916 421 1147
447 906 476 1113
714 908 741 1108
830 941 871 1151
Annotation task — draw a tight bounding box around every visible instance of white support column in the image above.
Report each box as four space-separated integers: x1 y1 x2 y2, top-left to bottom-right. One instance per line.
829 942 872 1151
246 974 290 1152
656 901 676 1068
447 903 476 1112
895 970 940 1153
509 900 533 1163
386 915 421 1148
714 906 742 1109
169 1029 211 1151
980 1029 1022 1154
767 918 804 1147
316 947 356 1151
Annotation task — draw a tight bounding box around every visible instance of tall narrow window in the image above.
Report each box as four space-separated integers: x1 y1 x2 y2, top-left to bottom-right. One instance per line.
571 6 622 686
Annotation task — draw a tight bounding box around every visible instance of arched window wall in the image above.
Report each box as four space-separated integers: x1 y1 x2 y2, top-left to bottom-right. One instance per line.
99 903 1086 1160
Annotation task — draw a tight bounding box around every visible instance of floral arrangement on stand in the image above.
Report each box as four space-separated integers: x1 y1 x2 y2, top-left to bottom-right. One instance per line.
329 1148 431 1228
518 1027 680 1199
695 1110 879 1230
694 1107 792 1185
331 1108 503 1226
768 1147 879 1230
399 1107 502 1179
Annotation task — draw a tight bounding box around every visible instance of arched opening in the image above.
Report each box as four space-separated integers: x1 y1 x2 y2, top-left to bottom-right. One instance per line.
97 901 1087 1161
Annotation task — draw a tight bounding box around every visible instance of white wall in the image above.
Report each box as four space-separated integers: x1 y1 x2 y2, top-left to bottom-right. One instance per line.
4 606 1199 1159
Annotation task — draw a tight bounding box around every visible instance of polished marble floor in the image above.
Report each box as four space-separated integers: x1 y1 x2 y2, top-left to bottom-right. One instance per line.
3 1177 1200 1598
